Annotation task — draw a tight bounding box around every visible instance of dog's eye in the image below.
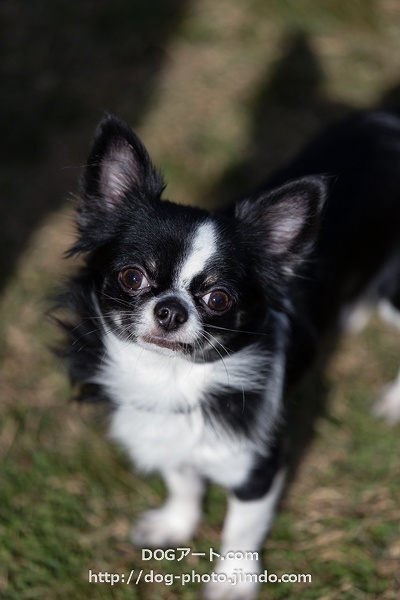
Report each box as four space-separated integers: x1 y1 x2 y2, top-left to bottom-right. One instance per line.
119 267 150 292
202 289 231 312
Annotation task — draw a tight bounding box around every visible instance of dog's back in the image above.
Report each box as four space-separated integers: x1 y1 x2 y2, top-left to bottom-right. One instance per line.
263 111 400 390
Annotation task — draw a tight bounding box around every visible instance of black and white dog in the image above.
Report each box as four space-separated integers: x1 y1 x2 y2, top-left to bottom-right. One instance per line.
57 110 400 599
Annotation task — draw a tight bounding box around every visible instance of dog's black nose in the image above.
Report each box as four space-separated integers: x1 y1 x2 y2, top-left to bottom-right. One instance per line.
154 299 188 331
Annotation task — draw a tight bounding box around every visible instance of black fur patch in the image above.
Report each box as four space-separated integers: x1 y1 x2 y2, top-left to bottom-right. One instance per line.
202 389 264 438
52 271 107 403
233 437 287 501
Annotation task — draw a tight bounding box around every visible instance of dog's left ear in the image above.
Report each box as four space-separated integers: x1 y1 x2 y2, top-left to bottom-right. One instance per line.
235 176 327 276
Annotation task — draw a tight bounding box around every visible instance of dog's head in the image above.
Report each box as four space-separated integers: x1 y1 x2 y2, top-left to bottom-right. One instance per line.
71 114 326 361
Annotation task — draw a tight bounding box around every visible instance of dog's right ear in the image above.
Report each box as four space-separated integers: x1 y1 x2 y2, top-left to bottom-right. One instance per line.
72 114 164 251
72 114 164 252
82 113 164 209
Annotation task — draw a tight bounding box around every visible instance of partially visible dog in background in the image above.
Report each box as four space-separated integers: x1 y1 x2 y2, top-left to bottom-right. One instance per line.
55 110 400 599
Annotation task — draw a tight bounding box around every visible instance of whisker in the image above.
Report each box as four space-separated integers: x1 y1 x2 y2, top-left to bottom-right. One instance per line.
71 327 102 345
101 291 133 309
71 323 119 345
200 332 230 383
76 311 133 321
200 331 248 414
203 330 233 358
205 323 268 336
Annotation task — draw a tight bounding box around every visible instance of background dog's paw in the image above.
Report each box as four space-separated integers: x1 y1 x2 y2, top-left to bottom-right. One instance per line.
131 506 197 547
203 558 260 600
373 377 400 425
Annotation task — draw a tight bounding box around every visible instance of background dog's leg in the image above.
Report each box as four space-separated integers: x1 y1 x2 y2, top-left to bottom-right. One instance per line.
204 468 286 600
340 301 373 334
373 368 400 424
373 298 400 423
132 467 204 547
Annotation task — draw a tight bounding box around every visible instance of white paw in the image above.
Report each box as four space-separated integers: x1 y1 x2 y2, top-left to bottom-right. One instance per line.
203 558 261 600
373 378 400 425
132 504 199 547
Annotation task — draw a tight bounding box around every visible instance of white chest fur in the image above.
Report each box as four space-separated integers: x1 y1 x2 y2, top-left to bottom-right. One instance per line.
93 332 281 488
109 405 255 488
94 330 269 412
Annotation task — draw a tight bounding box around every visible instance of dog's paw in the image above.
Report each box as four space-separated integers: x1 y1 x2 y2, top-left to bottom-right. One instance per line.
132 505 198 547
203 558 261 600
373 376 400 425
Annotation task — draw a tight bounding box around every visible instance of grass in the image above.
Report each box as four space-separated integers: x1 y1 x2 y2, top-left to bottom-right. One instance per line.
1 1 400 599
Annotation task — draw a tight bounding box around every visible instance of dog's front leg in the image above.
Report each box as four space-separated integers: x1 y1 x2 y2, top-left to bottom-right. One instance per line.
373 299 400 424
204 468 286 600
132 466 205 547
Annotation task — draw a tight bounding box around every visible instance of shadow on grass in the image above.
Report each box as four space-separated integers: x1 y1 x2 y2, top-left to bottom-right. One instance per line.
207 31 351 208
0 0 189 292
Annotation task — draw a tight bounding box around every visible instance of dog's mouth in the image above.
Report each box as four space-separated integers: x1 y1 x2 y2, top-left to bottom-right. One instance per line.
141 334 190 352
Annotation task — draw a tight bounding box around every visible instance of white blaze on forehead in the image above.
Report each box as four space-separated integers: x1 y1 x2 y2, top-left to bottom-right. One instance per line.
177 220 217 287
